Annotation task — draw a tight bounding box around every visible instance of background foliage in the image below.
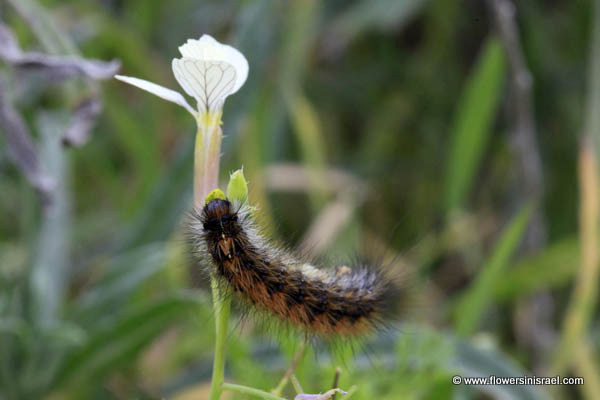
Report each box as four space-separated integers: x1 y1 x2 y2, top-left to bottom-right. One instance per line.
0 0 597 399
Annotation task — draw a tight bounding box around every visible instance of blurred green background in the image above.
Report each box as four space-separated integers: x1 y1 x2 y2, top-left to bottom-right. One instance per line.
0 0 598 399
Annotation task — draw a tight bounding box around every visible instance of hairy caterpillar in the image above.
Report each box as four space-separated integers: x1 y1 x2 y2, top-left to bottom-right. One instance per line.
188 197 401 338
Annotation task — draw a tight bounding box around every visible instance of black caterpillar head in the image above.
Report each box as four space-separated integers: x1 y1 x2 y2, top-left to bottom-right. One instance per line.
202 199 239 236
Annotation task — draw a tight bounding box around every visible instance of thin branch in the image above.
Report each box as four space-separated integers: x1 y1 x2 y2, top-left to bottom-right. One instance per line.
488 0 554 370
62 98 102 147
298 194 358 256
272 344 306 396
488 0 546 252
340 386 357 400
574 339 600 399
0 76 53 210
295 388 346 400
552 137 600 374
0 23 120 81
331 368 341 400
264 163 366 197
290 374 304 396
0 22 117 147
222 382 288 400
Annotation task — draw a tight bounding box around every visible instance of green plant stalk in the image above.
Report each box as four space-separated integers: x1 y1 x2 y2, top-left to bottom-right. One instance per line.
205 170 248 400
223 383 287 400
551 140 599 374
194 113 223 210
552 0 600 375
209 275 231 400
290 374 303 396
574 339 600 399
192 117 229 400
271 343 305 396
340 385 358 400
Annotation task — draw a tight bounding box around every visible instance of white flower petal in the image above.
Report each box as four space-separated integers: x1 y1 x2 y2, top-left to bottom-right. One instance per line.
177 34 248 95
172 58 238 113
114 75 196 117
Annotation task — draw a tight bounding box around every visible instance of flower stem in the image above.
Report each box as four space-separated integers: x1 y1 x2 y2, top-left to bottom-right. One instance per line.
193 121 229 400
194 118 223 209
222 382 288 400
208 275 231 400
271 343 305 396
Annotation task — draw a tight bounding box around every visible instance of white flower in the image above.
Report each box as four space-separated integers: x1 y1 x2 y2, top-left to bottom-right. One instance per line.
115 34 248 122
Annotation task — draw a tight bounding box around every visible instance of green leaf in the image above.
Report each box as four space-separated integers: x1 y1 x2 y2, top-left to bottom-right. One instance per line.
494 237 578 302
444 37 506 214
286 93 328 210
51 293 201 391
116 135 193 250
454 204 533 335
451 337 549 400
227 169 249 203
72 243 169 324
7 0 78 55
394 325 549 399
325 0 427 52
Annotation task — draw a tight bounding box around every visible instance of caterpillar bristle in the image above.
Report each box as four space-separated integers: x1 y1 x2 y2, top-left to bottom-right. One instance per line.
187 198 406 338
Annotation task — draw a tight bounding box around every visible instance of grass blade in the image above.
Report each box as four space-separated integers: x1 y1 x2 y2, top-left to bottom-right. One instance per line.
454 204 533 335
51 293 201 391
444 38 506 214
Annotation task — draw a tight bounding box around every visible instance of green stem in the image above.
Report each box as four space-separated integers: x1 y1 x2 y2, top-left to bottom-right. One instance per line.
194 120 223 210
551 0 600 375
290 374 303 395
341 385 358 400
194 119 228 400
222 382 288 400
271 343 305 396
208 274 231 400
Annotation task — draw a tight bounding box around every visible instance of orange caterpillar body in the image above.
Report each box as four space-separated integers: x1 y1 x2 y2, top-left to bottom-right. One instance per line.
189 198 396 337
